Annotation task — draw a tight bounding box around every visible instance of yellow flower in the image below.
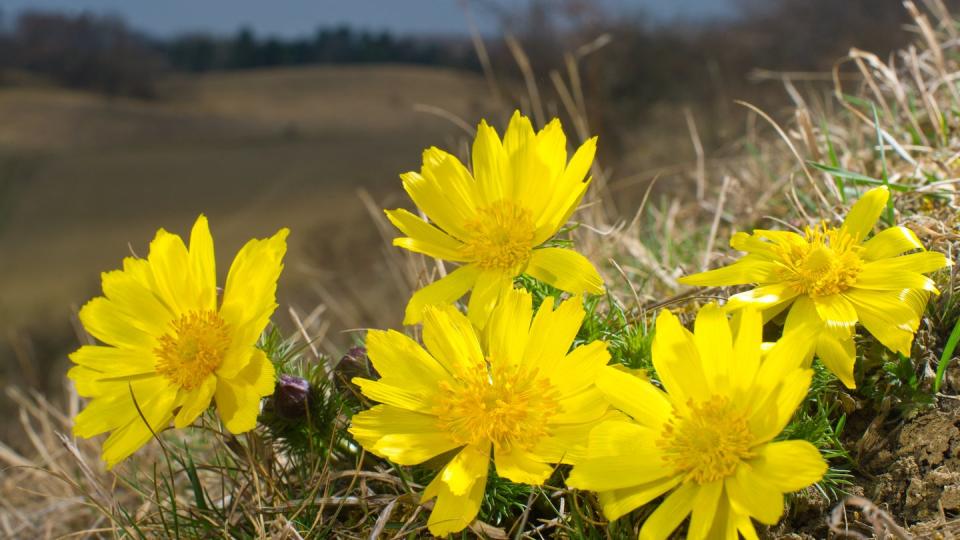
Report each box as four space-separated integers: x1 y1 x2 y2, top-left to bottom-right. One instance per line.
349 287 611 536
387 110 604 327
567 306 827 539
68 216 288 467
679 186 949 388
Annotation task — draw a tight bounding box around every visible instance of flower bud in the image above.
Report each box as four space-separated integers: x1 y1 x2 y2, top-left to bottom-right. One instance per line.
274 374 310 419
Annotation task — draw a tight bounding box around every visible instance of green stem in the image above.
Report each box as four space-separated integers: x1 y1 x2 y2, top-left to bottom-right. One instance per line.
935 316 960 393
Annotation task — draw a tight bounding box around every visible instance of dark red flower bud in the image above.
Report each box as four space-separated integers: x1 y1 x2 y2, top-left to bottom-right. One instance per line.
274 374 310 419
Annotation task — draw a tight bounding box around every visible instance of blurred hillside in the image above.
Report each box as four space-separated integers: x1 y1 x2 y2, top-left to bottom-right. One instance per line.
0 64 490 400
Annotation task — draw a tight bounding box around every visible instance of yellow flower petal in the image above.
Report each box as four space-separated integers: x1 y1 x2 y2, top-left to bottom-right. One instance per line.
173 375 217 429
529 414 621 465
693 303 733 388
844 288 919 355
349 405 459 465
523 294 586 374
78 297 156 352
100 267 173 337
403 263 481 325
517 119 567 221
596 475 683 521
534 136 596 239
812 293 858 328
506 114 554 218
148 228 206 314
687 480 724 538
218 227 289 377
567 421 668 491
121 256 155 290
638 481 698 540
725 283 799 318
549 340 610 398
352 379 434 413
440 443 489 496
730 308 762 389
679 259 778 287
730 230 777 256
862 225 925 261
484 287 533 369
422 452 488 536
652 309 710 408
594 366 672 429
533 118 567 177
466 270 512 328
724 465 784 524
550 386 609 424
754 321 817 390
735 511 760 540
783 295 819 334
751 440 826 492
421 304 485 374
816 329 856 388
422 145 481 208
100 383 178 468
70 366 141 399
229 348 276 397
503 110 536 155
472 118 509 205
841 186 888 241
213 377 261 434
188 215 217 311
861 250 949 277
72 377 170 437
494 446 552 485
385 208 468 261
749 367 812 443
69 345 157 380
526 247 604 295
854 268 938 292
365 328 450 391
401 153 477 242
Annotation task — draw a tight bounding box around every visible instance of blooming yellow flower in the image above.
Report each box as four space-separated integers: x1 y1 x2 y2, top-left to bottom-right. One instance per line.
679 186 949 388
68 216 288 467
567 305 827 539
349 287 611 536
387 110 604 327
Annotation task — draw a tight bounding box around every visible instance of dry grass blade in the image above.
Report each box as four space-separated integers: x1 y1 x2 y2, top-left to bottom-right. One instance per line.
504 33 545 127
829 496 912 539
701 175 731 272
684 107 707 202
734 99 838 212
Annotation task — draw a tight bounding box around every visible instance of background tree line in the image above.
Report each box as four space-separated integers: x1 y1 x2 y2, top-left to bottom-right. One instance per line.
0 11 480 98
0 0 952 118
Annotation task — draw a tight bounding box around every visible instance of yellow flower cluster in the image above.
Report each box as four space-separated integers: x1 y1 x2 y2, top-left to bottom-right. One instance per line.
67 111 948 538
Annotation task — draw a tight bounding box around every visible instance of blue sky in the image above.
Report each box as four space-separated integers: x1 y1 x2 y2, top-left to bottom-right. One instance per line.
0 0 739 37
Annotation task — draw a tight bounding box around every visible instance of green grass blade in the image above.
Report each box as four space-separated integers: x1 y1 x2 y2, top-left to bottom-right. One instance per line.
935 316 960 393
806 162 912 191
870 103 894 225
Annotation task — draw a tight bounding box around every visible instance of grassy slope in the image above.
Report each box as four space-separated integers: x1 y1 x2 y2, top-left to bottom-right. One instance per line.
0 65 490 379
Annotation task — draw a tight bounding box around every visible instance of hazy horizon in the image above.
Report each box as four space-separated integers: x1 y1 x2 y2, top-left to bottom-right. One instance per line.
0 0 740 38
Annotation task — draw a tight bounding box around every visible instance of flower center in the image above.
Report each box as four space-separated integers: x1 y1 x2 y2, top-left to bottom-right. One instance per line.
433 362 559 450
775 223 863 297
659 396 754 484
462 200 537 272
155 310 231 390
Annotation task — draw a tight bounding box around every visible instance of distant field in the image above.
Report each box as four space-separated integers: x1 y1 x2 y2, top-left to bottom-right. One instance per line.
0 64 491 393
